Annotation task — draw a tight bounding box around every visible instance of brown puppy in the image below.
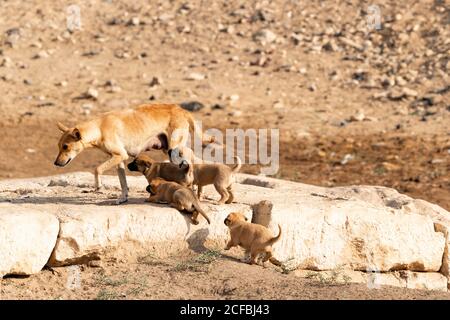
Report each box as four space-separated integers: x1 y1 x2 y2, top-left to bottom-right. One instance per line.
127 154 194 187
224 212 282 266
54 103 214 204
192 156 241 204
146 177 210 225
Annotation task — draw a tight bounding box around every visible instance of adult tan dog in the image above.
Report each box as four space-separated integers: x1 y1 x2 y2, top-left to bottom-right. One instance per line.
224 212 282 267
54 103 213 204
146 177 211 225
127 154 193 187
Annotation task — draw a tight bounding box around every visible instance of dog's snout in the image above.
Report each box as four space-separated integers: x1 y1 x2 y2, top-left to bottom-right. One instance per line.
146 185 153 194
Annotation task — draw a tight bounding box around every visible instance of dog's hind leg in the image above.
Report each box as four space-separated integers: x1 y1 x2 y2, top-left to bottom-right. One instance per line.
117 161 128 204
215 184 229 204
225 185 234 204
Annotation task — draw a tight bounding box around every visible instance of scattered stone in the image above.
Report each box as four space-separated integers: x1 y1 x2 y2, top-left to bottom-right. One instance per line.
211 104 225 110
229 94 240 103
1 57 13 68
290 33 302 45
128 17 140 26
85 88 99 99
180 101 204 112
340 154 354 165
252 29 277 45
108 86 121 93
348 110 366 122
273 100 284 109
308 83 317 92
149 76 161 87
32 50 49 59
186 72 206 81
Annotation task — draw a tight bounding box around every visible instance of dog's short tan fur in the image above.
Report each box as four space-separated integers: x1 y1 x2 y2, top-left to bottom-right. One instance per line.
192 156 241 204
54 104 213 204
146 177 210 225
127 154 193 187
224 212 282 266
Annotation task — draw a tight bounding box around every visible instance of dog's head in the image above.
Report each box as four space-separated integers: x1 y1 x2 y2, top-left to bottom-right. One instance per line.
128 154 154 173
54 122 85 167
224 212 248 227
146 177 167 195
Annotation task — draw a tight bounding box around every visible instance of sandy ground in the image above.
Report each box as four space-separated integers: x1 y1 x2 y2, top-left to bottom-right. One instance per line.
2 250 450 300
0 0 449 299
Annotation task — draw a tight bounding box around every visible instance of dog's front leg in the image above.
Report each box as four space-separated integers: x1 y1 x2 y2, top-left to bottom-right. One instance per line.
95 154 127 204
117 161 128 204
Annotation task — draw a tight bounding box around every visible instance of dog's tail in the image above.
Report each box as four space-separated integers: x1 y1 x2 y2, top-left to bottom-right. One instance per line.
187 114 216 147
266 224 282 247
231 156 242 173
193 197 211 224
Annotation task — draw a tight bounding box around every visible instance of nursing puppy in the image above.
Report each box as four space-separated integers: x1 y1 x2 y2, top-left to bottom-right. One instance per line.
54 103 214 204
224 212 282 266
146 177 210 225
192 156 241 204
127 154 193 187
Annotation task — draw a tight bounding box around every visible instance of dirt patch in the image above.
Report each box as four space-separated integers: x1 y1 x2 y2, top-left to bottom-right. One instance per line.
2 249 450 300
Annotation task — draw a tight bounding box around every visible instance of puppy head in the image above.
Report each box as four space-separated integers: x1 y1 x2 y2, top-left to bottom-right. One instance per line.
54 122 84 167
146 177 166 195
224 212 248 227
127 154 154 173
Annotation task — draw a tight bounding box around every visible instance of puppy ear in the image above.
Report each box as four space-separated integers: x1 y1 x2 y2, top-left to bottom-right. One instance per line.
57 122 69 132
71 128 82 141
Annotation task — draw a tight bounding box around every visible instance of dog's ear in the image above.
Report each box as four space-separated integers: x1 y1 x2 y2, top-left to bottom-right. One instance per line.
57 122 69 132
71 128 82 141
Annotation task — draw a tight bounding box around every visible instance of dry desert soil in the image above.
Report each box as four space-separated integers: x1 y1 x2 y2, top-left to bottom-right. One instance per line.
0 0 449 299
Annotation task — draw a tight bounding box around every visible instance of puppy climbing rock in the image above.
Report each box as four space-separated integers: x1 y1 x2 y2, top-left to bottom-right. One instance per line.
224 212 282 267
146 177 211 225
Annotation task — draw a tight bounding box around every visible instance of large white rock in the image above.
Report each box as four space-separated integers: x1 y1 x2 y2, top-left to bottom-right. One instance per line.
0 207 59 277
0 172 448 286
48 202 251 266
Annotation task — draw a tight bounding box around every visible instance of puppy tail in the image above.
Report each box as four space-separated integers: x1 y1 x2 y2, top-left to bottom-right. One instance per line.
231 156 242 173
193 199 211 224
266 224 282 246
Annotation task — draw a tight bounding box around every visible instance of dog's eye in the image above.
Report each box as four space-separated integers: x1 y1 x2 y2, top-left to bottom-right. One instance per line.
63 144 68 150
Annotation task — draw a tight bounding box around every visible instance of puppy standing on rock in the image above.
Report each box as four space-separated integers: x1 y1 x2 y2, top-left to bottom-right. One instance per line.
146 177 210 225
224 212 282 267
192 156 241 204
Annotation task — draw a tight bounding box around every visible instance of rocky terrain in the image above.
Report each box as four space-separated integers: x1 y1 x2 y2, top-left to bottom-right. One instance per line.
0 0 449 299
